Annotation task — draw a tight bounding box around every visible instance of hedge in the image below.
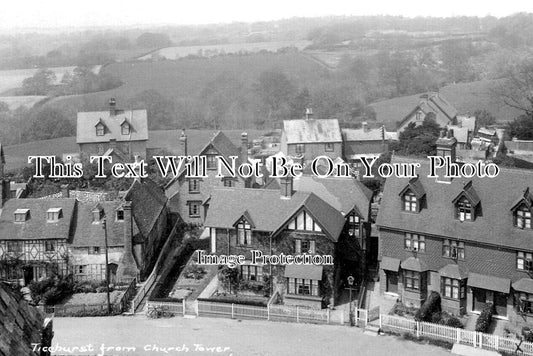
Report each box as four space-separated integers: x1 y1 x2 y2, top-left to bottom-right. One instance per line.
415 291 441 322
475 303 494 332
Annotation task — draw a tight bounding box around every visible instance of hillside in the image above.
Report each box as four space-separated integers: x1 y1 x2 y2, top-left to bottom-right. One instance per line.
3 129 268 173
369 80 524 130
43 52 328 119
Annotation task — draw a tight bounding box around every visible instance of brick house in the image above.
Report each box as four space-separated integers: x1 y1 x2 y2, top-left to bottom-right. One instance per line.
376 131 533 324
342 122 388 165
76 99 148 161
280 110 343 162
165 131 249 224
204 177 366 309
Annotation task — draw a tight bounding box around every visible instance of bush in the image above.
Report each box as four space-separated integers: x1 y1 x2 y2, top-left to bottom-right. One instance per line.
444 316 464 329
475 303 493 332
182 262 207 280
29 275 75 305
415 291 441 322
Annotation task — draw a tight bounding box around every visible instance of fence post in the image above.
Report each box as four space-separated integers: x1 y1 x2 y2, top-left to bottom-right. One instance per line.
478 332 482 349
416 321 420 338
495 335 499 352
457 328 461 344
379 314 382 329
267 305 270 321
327 308 330 324
340 312 344 325
182 299 185 317
296 306 299 323
195 300 199 317
231 303 234 319
364 310 368 328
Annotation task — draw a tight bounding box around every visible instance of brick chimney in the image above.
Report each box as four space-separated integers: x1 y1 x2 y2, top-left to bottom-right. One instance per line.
109 98 117 116
280 176 294 199
362 121 369 133
61 184 70 198
241 132 248 164
117 201 139 279
179 129 188 156
436 128 457 162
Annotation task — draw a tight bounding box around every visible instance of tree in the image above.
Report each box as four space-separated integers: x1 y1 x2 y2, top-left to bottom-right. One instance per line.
21 68 56 95
506 114 533 140
440 40 475 83
218 266 239 295
493 56 533 115
21 107 74 142
127 90 177 130
289 87 311 120
0 101 9 112
200 72 244 129
472 109 496 128
390 118 442 157
254 69 295 125
136 33 172 48
377 51 415 96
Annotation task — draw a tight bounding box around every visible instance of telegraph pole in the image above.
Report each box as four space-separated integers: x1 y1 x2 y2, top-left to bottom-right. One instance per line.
103 217 111 315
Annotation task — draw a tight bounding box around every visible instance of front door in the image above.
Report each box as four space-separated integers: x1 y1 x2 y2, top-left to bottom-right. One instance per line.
386 272 398 293
473 288 486 312
23 267 34 286
494 292 507 317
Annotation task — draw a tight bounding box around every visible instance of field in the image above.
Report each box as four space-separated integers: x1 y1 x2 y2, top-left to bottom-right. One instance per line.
137 40 312 60
44 52 327 115
0 95 47 110
370 79 524 129
0 66 78 94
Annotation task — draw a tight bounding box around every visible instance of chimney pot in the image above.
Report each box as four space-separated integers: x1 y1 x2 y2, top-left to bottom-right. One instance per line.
61 184 70 198
109 98 116 115
179 129 188 156
280 176 294 199
305 108 313 120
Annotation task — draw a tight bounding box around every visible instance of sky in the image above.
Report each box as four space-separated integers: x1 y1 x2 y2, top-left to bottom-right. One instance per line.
1 0 533 29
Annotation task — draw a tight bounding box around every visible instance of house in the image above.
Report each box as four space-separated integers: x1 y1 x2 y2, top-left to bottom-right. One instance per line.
376 131 533 326
0 198 75 284
0 282 53 356
280 109 343 162
165 131 249 224
342 122 387 165
447 115 476 150
396 93 458 132
76 98 148 161
204 177 369 309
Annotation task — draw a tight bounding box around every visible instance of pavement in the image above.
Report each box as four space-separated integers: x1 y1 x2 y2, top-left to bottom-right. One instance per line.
50 314 454 356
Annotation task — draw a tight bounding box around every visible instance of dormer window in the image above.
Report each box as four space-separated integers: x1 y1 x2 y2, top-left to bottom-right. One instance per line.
515 205 532 229
237 220 252 246
403 191 418 212
46 208 62 222
14 209 29 222
456 197 472 221
347 213 360 236
96 122 105 136
121 122 130 135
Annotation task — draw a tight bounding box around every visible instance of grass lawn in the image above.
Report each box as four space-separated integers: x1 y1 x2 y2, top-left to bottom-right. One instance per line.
60 290 123 306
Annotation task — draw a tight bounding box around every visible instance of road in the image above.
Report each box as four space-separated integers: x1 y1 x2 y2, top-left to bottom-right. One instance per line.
50 315 452 356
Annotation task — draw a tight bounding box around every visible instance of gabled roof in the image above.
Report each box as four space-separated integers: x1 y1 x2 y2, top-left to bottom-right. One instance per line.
376 156 533 250
124 179 167 238
77 109 148 144
265 175 372 219
342 127 384 142
452 181 481 207
510 187 533 212
204 188 346 242
399 177 426 200
71 201 139 247
283 119 342 144
0 198 76 241
397 93 458 128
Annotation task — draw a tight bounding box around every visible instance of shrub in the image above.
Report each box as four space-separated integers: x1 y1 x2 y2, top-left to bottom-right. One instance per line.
182 262 207 280
444 316 464 329
415 291 441 322
29 275 75 305
475 303 493 332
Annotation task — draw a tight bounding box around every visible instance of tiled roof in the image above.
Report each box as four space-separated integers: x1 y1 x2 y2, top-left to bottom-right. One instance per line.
397 93 458 128
401 257 428 272
0 198 76 241
439 264 468 279
512 278 533 294
76 109 148 144
342 127 384 142
467 272 510 294
283 119 342 143
71 201 139 247
204 188 346 242
284 264 323 280
125 179 167 238
381 256 400 272
376 156 533 250
265 175 372 218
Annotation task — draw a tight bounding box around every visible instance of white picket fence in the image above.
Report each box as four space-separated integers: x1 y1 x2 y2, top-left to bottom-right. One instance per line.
379 314 533 355
146 300 185 315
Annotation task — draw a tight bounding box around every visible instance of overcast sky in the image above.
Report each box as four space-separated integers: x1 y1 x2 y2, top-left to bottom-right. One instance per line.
1 0 532 29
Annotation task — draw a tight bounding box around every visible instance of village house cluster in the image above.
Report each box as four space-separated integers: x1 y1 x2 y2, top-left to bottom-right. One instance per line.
0 93 531 330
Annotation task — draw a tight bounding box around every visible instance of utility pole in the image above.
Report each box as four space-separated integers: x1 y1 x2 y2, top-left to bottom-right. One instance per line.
103 217 111 315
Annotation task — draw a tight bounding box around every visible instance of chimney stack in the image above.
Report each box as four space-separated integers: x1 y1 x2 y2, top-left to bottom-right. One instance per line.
241 132 248 164
61 184 70 198
109 98 117 116
305 108 313 120
436 128 457 163
179 129 188 156
280 176 294 199
362 121 369 133
117 201 139 279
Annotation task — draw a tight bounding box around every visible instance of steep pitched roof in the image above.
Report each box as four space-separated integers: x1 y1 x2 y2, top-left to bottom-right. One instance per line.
0 198 76 241
71 201 139 247
265 175 373 219
124 179 167 238
204 188 346 242
376 156 533 250
283 119 342 143
77 109 148 144
397 93 458 128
